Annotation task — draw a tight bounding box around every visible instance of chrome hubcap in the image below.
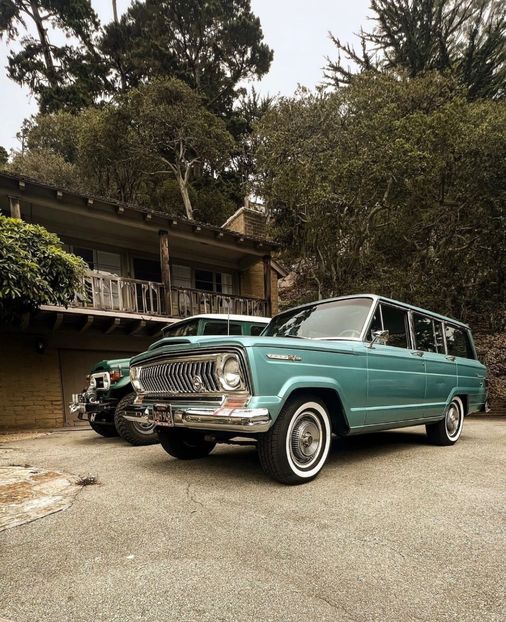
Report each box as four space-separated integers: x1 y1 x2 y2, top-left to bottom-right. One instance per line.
445 402 461 439
290 412 322 467
132 422 156 435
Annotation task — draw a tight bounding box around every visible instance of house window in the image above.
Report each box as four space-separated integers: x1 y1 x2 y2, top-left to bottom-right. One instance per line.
172 264 192 289
195 269 214 292
72 246 121 276
195 269 233 294
133 257 162 283
218 272 233 295
172 265 233 294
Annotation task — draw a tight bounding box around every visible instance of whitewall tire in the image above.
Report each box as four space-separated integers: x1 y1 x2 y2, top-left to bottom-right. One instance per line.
258 395 332 485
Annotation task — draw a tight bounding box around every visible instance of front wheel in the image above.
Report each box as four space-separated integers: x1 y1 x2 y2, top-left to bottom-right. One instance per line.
426 396 465 446
89 420 118 438
114 392 159 446
258 395 332 485
158 428 216 459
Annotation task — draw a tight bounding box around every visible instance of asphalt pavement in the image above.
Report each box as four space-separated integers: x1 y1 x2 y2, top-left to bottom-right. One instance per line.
1 417 505 622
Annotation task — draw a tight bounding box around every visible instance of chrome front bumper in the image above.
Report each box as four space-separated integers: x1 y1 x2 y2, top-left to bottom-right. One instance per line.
69 393 115 421
124 399 271 433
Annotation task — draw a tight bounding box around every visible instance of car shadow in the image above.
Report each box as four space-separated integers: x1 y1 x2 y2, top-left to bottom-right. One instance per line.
326 428 433 467
72 433 124 446
140 428 431 485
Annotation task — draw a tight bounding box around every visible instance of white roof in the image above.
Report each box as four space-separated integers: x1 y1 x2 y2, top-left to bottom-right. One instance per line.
171 314 270 325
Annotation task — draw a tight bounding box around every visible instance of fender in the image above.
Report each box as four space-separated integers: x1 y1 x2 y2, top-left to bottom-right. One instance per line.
110 376 133 394
276 375 352 422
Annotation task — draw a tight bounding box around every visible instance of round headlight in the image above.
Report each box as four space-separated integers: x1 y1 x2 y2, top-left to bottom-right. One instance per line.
219 354 242 390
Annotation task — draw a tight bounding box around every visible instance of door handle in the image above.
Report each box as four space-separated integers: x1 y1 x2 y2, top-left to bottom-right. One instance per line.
411 350 424 357
446 355 456 362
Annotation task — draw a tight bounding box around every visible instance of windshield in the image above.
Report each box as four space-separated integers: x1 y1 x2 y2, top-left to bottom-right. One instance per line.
162 319 199 337
264 298 373 340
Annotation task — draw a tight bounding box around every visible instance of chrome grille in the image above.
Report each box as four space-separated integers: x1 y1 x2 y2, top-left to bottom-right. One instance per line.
138 356 221 395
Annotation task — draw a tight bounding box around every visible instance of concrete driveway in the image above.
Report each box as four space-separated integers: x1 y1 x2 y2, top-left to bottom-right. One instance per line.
1 418 504 622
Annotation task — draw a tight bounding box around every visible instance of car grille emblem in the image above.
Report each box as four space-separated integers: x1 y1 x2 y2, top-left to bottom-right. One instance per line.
192 375 204 391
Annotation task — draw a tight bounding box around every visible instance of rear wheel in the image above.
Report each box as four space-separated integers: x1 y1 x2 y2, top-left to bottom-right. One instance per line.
89 420 118 438
114 392 159 446
258 395 332 485
158 428 216 459
426 396 465 446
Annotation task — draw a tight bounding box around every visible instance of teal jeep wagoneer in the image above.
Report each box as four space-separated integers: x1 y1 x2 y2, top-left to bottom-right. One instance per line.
124 295 487 484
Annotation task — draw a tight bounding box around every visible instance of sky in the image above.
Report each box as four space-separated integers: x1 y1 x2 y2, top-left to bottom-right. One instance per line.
0 0 371 152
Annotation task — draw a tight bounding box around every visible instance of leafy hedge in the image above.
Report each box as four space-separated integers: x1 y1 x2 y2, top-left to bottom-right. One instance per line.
0 216 87 324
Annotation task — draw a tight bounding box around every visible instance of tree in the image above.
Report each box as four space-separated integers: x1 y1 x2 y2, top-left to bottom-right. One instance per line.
0 146 8 167
24 111 81 162
77 105 149 203
325 0 506 99
8 148 80 189
254 72 506 329
99 0 273 114
0 0 105 112
0 216 87 324
127 78 235 219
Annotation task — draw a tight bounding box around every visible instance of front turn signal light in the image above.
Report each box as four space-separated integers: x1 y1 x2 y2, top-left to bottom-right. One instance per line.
110 369 123 384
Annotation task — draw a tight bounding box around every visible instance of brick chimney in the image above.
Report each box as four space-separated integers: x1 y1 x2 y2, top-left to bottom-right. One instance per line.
222 198 268 238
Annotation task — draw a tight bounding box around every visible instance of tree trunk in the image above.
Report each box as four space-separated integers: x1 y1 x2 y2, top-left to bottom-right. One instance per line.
29 0 58 88
176 170 193 220
112 0 119 23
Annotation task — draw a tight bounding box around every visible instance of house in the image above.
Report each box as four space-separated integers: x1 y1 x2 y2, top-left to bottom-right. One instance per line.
0 172 284 430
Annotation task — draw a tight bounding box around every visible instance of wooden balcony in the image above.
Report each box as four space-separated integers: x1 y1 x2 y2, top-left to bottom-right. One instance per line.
72 273 268 319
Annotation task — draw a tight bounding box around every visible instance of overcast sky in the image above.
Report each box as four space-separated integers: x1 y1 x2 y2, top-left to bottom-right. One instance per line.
0 0 371 151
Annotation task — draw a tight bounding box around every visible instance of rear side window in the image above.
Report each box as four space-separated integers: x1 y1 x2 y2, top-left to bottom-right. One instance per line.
381 305 409 348
445 325 475 359
202 322 242 336
250 324 266 336
413 314 437 352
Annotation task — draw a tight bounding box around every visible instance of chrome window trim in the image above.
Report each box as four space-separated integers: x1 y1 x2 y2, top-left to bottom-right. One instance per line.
363 299 413 350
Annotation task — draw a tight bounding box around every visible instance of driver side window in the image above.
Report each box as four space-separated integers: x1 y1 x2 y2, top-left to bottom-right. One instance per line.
381 305 409 348
368 304 409 349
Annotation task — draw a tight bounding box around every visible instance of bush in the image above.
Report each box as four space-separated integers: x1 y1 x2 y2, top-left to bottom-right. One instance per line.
0 216 87 324
475 333 506 410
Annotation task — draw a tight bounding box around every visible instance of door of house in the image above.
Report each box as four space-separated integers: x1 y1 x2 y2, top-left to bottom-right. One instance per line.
59 349 134 426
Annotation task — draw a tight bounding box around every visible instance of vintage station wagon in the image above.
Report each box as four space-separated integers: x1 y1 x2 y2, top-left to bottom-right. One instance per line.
124 295 487 484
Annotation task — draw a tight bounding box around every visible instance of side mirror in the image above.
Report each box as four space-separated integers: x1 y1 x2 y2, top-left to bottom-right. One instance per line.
369 329 389 348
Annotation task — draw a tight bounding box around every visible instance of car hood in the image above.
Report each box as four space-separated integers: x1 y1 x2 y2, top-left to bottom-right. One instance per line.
90 358 131 373
131 335 360 366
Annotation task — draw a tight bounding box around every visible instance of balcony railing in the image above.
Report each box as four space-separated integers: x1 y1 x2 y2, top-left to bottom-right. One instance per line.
72 273 268 318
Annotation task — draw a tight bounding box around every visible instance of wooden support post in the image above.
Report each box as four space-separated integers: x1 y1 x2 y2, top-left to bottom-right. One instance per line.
9 196 21 219
129 319 146 336
105 317 121 334
263 255 272 317
52 312 64 332
159 230 172 316
80 315 94 333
